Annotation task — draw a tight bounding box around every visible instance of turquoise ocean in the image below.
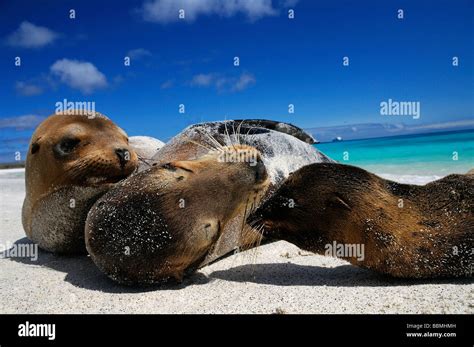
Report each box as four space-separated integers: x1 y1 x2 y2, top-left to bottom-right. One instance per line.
314 129 474 184
0 129 472 186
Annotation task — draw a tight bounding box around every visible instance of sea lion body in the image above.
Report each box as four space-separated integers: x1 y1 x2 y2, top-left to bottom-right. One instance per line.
22 111 140 253
146 120 333 264
85 120 333 284
250 163 474 278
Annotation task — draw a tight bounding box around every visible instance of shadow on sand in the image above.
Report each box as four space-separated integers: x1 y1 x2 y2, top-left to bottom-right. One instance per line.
2 237 211 293
209 262 474 287
3 238 472 292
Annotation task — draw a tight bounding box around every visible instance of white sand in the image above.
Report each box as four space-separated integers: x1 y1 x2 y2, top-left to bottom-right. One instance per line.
0 169 472 314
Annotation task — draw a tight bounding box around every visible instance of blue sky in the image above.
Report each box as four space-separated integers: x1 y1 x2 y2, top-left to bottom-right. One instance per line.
0 0 473 162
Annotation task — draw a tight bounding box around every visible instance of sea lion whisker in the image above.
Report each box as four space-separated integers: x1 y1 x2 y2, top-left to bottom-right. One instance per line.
137 155 152 167
193 129 218 150
245 125 255 137
236 120 245 146
231 122 239 147
205 128 224 150
241 224 263 269
244 125 260 146
223 120 236 150
197 128 224 151
251 224 264 253
240 195 252 239
182 135 217 152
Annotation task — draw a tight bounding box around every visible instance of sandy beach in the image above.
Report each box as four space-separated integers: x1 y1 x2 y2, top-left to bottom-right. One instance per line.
1 169 472 314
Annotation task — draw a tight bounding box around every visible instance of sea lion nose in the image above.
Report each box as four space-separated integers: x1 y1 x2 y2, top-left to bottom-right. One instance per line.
115 148 129 168
254 159 268 183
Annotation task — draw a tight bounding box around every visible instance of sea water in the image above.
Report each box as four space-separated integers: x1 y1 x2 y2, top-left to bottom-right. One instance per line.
315 129 474 185
0 130 473 186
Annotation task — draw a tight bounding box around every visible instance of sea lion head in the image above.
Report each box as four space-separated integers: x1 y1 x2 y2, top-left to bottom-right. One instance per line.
248 163 375 246
85 144 270 285
25 111 138 195
22 110 138 252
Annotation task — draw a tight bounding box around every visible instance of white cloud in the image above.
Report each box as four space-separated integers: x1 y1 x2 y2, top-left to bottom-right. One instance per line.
15 81 43 96
0 115 44 130
50 59 108 94
6 21 59 48
231 73 256 91
189 72 255 92
139 0 281 23
160 79 174 89
190 73 216 87
127 48 152 60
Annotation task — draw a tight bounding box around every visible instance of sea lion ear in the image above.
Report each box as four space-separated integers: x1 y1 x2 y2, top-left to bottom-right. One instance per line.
328 194 352 211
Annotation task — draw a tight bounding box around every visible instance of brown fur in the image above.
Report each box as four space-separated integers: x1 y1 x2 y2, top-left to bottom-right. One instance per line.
22 110 138 253
85 145 270 285
249 163 474 278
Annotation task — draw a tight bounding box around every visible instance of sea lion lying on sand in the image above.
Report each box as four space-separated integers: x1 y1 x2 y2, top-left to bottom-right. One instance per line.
249 163 473 278
85 120 333 284
22 111 160 253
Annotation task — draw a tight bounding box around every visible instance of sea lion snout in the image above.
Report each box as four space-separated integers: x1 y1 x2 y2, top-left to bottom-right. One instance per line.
114 148 131 168
253 156 268 184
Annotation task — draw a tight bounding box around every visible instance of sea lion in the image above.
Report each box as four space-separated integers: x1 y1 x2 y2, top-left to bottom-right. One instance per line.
85 120 333 284
85 144 270 284
151 121 332 266
22 111 139 253
248 163 474 278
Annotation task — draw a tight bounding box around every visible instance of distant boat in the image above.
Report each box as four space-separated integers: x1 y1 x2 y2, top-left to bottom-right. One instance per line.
332 136 343 142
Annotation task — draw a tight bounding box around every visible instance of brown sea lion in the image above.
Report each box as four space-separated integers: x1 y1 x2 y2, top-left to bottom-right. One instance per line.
85 144 270 284
148 121 333 267
85 120 332 285
248 163 474 278
22 111 139 253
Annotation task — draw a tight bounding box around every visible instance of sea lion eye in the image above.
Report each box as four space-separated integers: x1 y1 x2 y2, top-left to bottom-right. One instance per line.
161 162 194 173
54 138 81 156
161 163 177 171
31 143 40 154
